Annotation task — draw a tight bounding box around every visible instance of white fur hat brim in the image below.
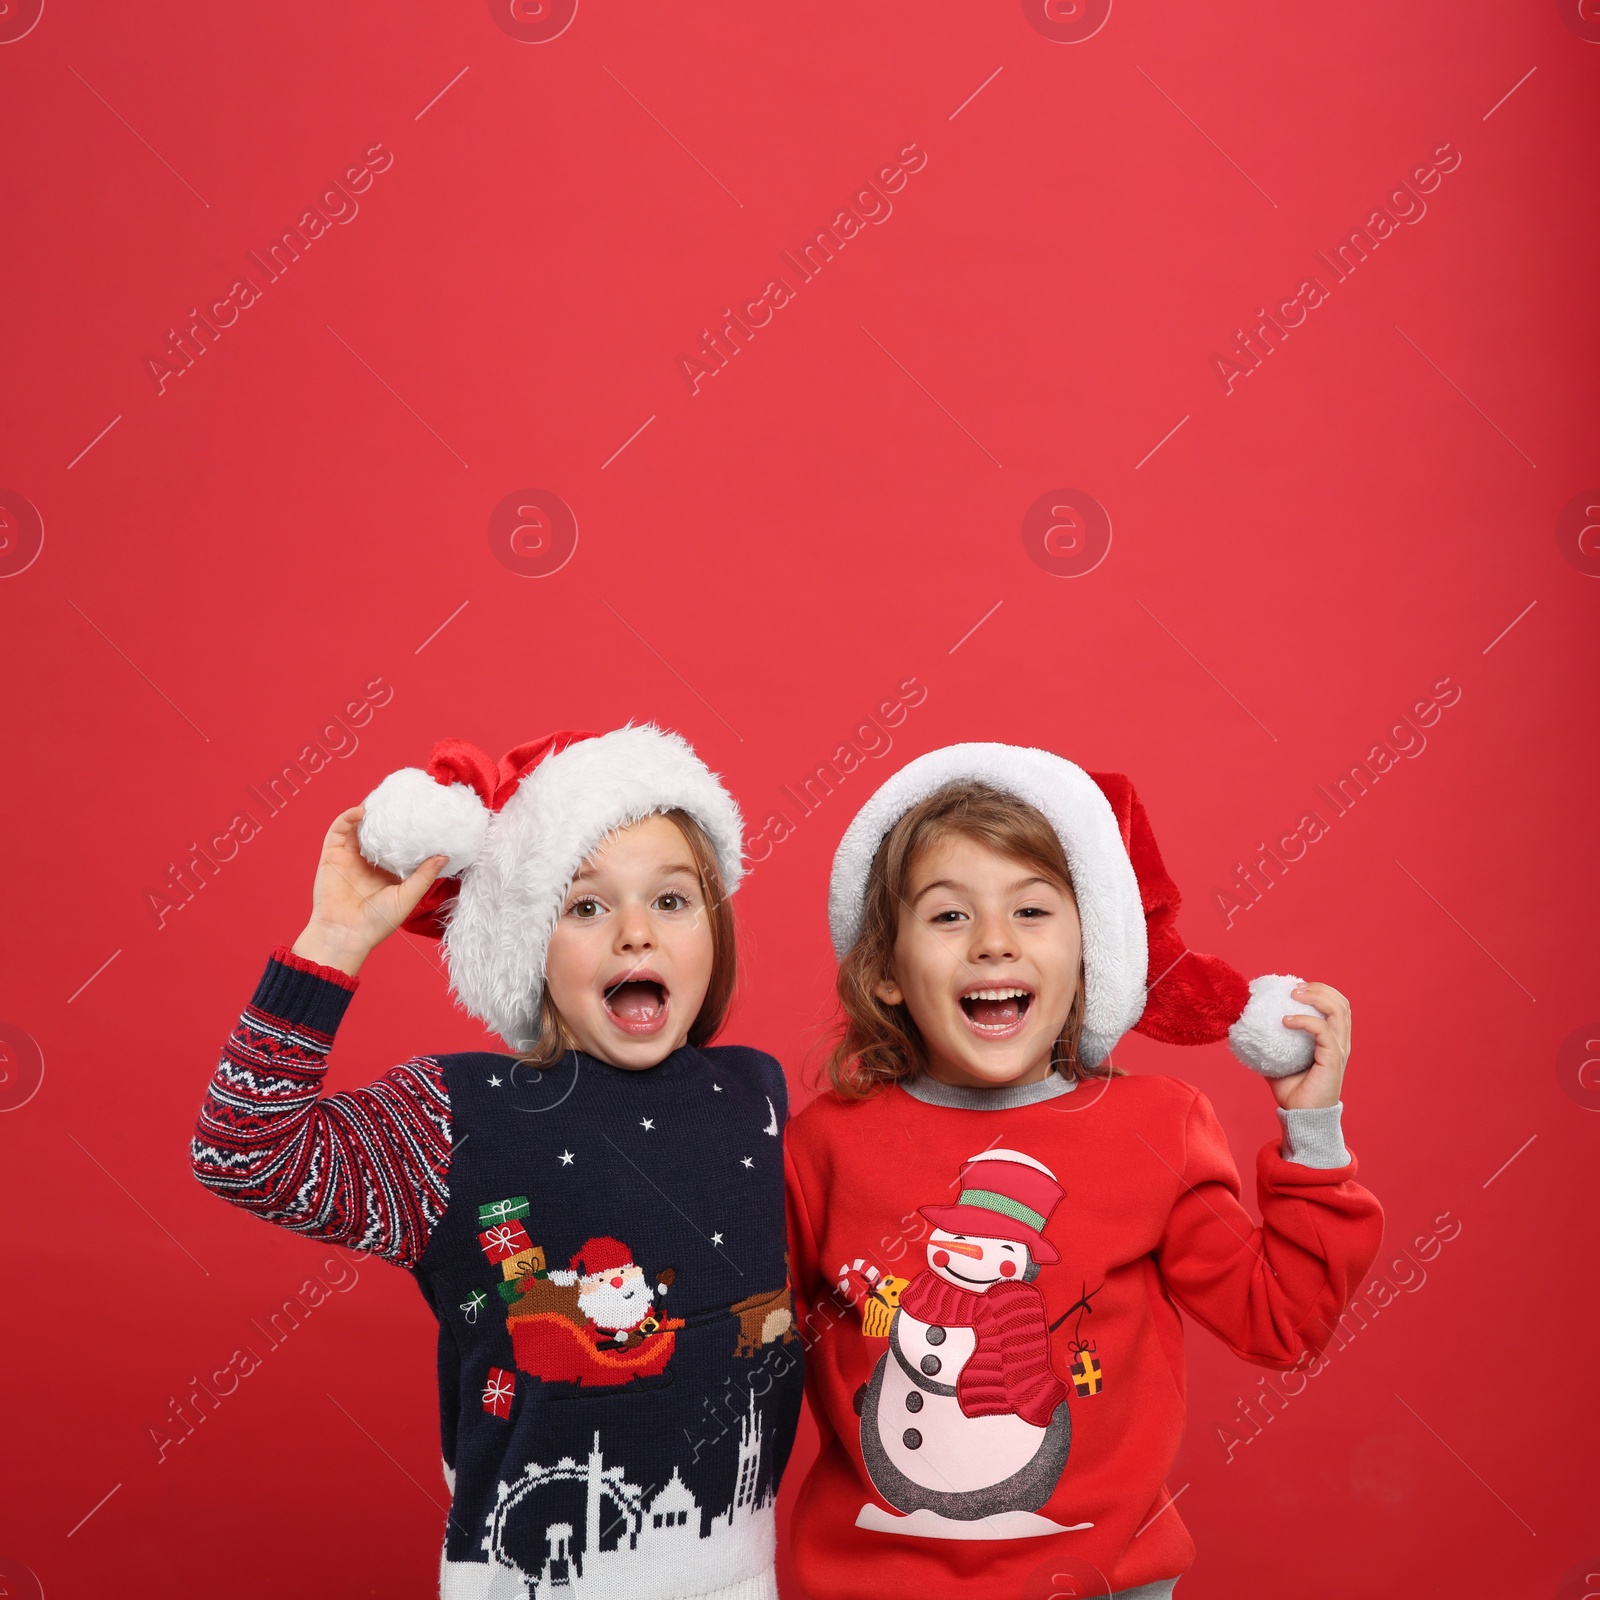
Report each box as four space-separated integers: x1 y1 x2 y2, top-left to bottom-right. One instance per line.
828 743 1148 1064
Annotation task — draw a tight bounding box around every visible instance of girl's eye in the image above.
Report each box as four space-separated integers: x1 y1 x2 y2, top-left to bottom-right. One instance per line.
568 897 602 919
1016 907 1049 919
655 891 691 912
930 910 968 925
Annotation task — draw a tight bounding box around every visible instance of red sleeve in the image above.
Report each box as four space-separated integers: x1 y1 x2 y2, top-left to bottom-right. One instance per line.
1154 1089 1383 1368
784 1135 827 1342
191 946 453 1268
785 1129 857 1465
956 1283 1071 1427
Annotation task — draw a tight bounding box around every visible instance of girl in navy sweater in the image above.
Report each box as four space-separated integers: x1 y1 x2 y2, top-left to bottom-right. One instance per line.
193 726 803 1600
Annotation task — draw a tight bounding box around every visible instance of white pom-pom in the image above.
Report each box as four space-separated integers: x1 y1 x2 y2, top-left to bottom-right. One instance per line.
357 768 489 878
1227 973 1319 1078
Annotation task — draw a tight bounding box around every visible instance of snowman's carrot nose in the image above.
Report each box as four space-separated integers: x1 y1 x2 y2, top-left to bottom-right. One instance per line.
936 1239 984 1258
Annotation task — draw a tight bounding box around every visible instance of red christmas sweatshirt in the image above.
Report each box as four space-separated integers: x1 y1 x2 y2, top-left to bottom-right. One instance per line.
783 1069 1383 1598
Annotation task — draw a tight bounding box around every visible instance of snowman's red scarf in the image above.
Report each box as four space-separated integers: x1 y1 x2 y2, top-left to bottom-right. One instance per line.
898 1272 1070 1429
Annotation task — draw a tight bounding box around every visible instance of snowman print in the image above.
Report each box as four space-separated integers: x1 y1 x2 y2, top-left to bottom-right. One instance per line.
850 1149 1093 1540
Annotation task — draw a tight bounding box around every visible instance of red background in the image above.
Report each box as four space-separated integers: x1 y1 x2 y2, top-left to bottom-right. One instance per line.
2 2 1596 1595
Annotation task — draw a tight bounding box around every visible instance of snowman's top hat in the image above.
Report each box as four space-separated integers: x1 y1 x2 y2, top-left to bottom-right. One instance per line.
919 1149 1064 1265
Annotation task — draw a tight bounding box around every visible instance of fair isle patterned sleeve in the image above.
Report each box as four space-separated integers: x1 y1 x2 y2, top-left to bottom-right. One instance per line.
191 945 452 1269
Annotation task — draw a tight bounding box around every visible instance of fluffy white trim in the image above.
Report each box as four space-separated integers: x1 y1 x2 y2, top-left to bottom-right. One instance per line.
828 743 1148 1057
445 725 744 1051
358 767 490 877
1228 973 1318 1077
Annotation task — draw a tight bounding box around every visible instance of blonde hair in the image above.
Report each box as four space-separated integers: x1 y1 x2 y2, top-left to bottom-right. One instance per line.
826 781 1121 1100
516 808 737 1068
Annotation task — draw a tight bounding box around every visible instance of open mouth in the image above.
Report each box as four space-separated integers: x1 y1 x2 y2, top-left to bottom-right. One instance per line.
602 971 670 1037
958 985 1034 1038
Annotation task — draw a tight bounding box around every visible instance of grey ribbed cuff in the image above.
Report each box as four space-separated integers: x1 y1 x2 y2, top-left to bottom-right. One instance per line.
1277 1102 1350 1168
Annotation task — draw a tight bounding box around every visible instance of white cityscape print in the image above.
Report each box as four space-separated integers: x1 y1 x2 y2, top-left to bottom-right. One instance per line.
477 1392 774 1599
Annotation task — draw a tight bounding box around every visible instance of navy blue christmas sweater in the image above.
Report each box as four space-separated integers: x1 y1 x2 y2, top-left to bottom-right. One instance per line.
193 947 804 1600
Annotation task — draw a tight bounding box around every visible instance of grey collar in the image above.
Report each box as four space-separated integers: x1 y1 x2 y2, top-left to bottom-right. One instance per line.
897 1071 1078 1111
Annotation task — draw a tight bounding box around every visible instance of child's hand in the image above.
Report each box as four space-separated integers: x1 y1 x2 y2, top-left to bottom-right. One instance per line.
1269 981 1351 1110
289 805 449 977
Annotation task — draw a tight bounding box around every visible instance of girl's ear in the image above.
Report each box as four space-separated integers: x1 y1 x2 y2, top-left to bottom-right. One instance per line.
872 972 904 1007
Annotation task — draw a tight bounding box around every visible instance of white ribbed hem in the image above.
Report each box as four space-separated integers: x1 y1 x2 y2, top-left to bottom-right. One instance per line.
441 1555 777 1600
687 1569 778 1600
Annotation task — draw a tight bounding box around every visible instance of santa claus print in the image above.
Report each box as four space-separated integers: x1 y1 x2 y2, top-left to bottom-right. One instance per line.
844 1150 1093 1540
569 1236 678 1346
506 1234 685 1388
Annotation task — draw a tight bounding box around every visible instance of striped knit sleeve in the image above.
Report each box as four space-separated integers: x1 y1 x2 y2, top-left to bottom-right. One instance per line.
191 945 453 1268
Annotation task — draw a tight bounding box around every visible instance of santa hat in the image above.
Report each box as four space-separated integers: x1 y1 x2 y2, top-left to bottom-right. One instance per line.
355 725 744 1052
827 742 1319 1077
570 1236 635 1277
919 1150 1065 1264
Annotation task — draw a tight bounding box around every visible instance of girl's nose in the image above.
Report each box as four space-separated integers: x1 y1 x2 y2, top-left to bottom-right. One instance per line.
968 910 1018 962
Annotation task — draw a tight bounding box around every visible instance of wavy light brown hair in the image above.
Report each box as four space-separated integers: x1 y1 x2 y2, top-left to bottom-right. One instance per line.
517 807 738 1069
826 780 1120 1099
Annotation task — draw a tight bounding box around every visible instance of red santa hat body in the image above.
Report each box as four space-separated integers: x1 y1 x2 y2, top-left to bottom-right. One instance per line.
355 725 744 1053
827 742 1319 1077
570 1236 635 1278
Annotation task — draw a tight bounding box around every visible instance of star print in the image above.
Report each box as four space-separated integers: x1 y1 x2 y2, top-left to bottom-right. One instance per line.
711 1232 724 1246
640 1117 655 1131
712 1082 723 1092
487 1074 503 1087
740 1156 754 1169
558 1150 574 1166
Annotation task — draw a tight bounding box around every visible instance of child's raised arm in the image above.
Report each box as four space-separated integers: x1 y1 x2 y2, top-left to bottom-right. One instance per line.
191 807 455 1266
1154 1077 1382 1369
1154 980 1379 1367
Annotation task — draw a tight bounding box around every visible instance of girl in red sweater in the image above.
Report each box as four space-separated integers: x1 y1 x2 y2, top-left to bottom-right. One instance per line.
784 745 1383 1598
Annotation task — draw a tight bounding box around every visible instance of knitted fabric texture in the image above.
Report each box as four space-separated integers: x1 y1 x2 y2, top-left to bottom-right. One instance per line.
195 951 804 1599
